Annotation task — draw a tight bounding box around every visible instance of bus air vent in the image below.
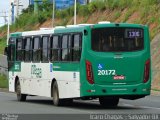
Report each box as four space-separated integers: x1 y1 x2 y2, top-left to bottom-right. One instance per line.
98 21 111 24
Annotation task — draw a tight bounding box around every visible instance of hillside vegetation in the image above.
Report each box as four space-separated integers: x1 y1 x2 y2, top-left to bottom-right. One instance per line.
0 0 160 36
0 0 160 91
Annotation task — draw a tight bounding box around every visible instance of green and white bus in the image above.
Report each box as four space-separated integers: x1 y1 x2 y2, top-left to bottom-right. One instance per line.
6 22 151 107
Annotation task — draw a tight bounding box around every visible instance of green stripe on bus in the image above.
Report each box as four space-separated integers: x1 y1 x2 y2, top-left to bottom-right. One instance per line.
52 62 80 71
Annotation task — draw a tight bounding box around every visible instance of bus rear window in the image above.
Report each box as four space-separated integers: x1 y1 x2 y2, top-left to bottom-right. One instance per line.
92 28 144 52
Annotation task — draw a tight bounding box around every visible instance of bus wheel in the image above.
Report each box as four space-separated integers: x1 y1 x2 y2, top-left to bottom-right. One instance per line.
99 97 119 107
15 80 26 101
52 81 63 106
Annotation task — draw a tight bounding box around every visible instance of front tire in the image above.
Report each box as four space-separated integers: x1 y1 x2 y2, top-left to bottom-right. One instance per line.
15 80 26 101
99 97 119 107
52 81 63 106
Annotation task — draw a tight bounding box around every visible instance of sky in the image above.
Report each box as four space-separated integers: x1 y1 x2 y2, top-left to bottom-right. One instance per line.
0 0 29 27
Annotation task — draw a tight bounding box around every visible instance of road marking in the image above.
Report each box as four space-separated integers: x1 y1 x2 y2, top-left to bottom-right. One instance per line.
123 103 160 110
79 100 160 110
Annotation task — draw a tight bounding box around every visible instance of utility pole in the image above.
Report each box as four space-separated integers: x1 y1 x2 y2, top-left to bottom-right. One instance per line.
52 0 55 27
7 0 12 46
74 0 77 25
16 0 19 16
11 1 15 24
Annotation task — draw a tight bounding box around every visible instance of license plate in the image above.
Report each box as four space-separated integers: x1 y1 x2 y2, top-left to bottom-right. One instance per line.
113 75 125 80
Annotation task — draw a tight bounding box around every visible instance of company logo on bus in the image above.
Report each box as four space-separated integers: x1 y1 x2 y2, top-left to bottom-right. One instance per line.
113 75 125 80
14 63 21 71
31 65 42 78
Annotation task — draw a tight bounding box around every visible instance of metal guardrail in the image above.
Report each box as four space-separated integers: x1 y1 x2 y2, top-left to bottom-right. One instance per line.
0 65 8 69
0 54 8 76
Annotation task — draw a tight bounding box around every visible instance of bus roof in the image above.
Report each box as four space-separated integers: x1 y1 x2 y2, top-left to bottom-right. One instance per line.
22 29 55 36
9 23 146 37
10 32 22 37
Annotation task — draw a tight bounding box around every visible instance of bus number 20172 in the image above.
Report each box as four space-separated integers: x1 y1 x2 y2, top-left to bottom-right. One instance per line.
98 70 116 76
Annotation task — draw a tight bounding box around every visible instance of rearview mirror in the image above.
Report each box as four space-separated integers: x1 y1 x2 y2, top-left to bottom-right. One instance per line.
4 47 8 56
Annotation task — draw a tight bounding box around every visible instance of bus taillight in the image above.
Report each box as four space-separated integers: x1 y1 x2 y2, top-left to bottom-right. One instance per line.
143 59 150 83
86 60 94 84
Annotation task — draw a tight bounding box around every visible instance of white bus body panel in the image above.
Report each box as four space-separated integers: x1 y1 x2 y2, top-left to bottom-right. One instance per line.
9 62 80 99
22 29 55 36
9 73 15 92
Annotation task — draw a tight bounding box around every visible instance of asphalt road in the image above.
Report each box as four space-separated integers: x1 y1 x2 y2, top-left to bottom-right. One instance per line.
0 92 160 120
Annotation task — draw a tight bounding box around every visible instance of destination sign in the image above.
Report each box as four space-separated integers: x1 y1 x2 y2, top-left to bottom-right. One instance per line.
125 29 143 38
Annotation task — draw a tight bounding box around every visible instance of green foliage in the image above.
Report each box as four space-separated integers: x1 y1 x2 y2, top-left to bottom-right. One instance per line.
56 10 69 19
0 36 7 54
81 16 89 23
78 5 90 16
139 0 158 6
109 0 120 9
66 6 75 17
0 0 159 44
39 0 53 12
88 0 106 13
38 13 47 24
117 0 133 9
21 5 34 14
88 1 97 13
11 13 39 29
151 27 158 39
123 8 135 22
140 7 150 21
158 18 160 24
61 18 69 26
99 16 106 21
139 0 160 21
148 17 156 24
9 0 160 31
113 11 121 20
95 0 106 11
38 10 52 24
0 75 8 88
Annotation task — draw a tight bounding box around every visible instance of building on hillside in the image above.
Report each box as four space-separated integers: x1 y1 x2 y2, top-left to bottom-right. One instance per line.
29 0 34 5
29 0 88 9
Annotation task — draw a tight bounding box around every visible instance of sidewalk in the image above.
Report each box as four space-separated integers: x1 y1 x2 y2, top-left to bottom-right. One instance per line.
151 89 160 96
0 88 8 92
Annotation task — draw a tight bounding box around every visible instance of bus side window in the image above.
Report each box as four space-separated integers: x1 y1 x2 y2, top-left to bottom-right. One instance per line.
72 34 82 61
51 36 60 61
16 38 24 61
7 38 16 62
32 37 41 62
42 36 49 62
8 44 16 70
61 35 68 61
61 34 72 61
24 38 32 62
8 45 15 61
68 35 72 61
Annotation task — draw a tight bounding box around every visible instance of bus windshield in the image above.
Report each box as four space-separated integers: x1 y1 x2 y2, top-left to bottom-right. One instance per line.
92 28 144 52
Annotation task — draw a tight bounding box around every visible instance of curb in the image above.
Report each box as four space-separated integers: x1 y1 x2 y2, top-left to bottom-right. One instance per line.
151 90 160 96
0 88 9 92
0 88 160 96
